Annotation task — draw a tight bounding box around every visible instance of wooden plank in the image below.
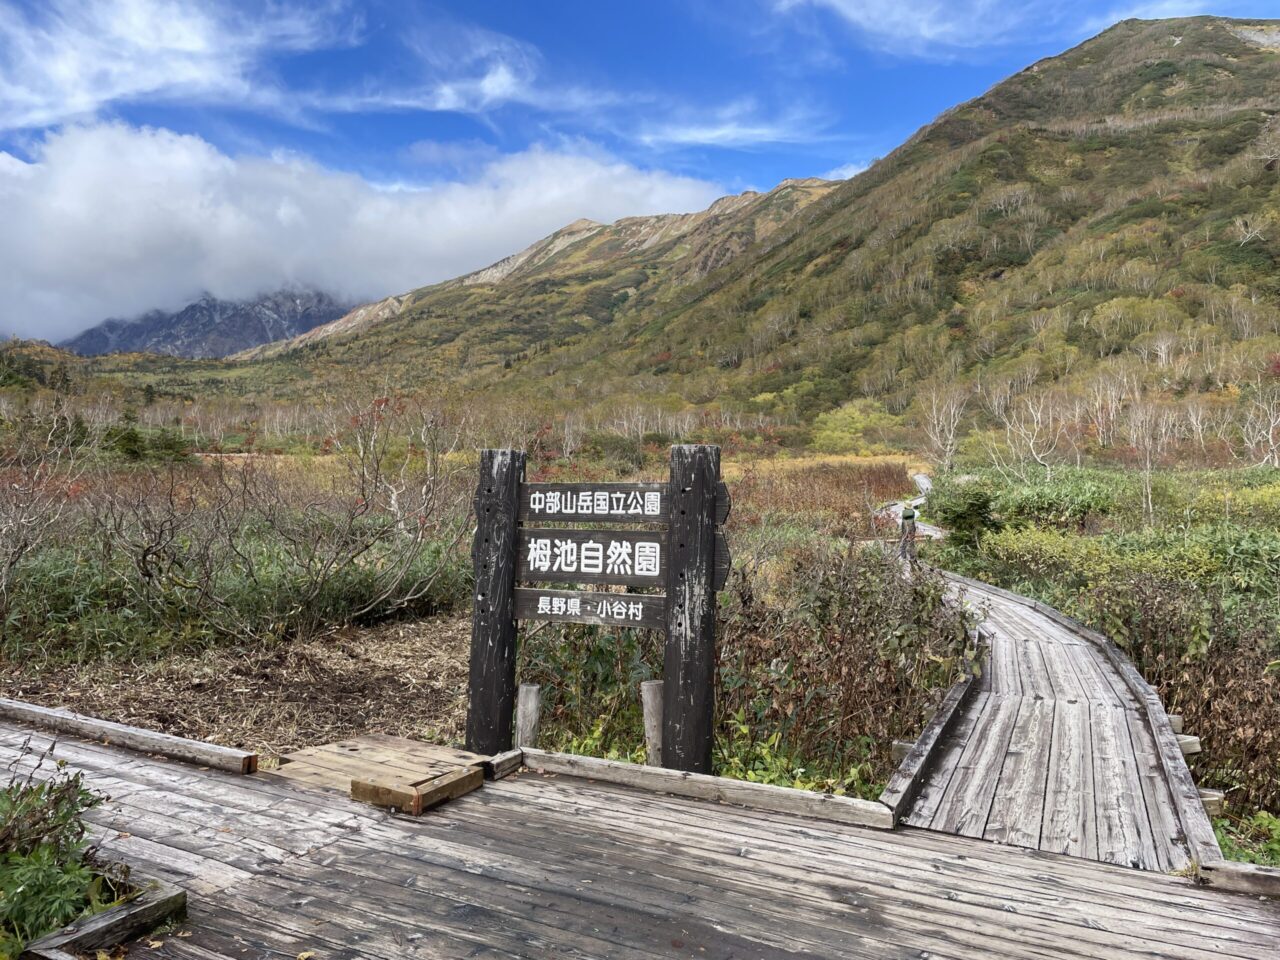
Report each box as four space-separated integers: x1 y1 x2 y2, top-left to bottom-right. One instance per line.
662 444 720 773
931 695 1024 838
984 697 1054 849
1200 861 1280 897
513 586 666 630
351 766 483 815
517 528 667 587
356 733 488 767
1091 702 1160 870
879 672 979 822
416 765 484 810
1040 699 1097 861
1125 709 1190 872
520 481 669 522
903 692 991 828
0 698 256 774
24 877 186 957
467 448 524 755
484 748 523 780
520 748 894 829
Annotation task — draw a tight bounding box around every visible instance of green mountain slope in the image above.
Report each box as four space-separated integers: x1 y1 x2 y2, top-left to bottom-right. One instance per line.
12 17 1280 441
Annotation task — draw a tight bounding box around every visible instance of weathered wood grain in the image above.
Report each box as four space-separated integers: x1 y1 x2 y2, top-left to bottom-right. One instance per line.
641 679 663 766
466 448 525 754
879 669 980 823
0 698 256 774
662 444 720 773
521 748 895 828
4 720 1278 960
514 683 541 749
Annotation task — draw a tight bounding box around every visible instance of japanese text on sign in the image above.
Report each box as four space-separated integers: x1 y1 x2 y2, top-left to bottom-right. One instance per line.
527 488 662 517
525 536 661 578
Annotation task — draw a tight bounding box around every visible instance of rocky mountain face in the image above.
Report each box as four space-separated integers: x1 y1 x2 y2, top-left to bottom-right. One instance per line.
62 290 353 359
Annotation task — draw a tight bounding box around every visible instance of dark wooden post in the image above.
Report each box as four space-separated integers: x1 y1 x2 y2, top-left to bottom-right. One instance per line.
662 444 720 773
466 449 525 755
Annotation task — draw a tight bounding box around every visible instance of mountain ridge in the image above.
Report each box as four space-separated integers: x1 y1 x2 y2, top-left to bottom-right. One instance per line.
10 16 1280 444
63 289 353 359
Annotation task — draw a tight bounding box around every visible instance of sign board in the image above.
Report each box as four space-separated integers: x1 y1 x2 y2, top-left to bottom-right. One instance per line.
466 445 730 774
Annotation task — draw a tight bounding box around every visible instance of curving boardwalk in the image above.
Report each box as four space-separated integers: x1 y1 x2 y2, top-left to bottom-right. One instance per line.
904 584 1211 871
883 476 1220 873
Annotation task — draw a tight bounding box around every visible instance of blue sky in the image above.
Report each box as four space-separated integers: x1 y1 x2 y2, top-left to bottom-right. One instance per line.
0 0 1274 339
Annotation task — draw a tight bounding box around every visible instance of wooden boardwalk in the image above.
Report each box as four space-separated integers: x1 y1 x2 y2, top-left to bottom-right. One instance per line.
898 580 1214 872
4 721 1277 959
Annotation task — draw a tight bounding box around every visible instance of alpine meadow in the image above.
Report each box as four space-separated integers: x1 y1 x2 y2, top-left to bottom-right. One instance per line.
3 10 1280 958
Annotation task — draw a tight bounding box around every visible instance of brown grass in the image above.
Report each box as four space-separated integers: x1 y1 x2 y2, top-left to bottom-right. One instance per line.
1 615 471 760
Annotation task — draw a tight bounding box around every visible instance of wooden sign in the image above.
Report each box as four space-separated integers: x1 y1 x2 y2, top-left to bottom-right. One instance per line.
517 528 666 586
514 588 666 630
467 444 730 775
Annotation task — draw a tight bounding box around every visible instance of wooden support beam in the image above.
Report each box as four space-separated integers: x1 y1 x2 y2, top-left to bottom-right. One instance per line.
522 748 893 829
483 748 524 780
663 444 720 774
23 875 186 958
641 680 663 766
1200 860 1280 897
1168 713 1183 734
1198 787 1224 817
515 684 541 749
0 698 256 774
1178 734 1202 757
466 449 525 755
351 766 484 816
890 739 913 763
877 623 984 827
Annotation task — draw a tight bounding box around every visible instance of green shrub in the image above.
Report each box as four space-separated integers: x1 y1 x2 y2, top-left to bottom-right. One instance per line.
928 475 999 547
0 742 122 957
517 544 977 796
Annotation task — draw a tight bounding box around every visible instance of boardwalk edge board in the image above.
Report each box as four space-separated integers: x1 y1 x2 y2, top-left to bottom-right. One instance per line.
520 748 895 829
878 629 988 824
1199 860 1280 897
22 875 187 958
0 698 258 774
935 570 1224 866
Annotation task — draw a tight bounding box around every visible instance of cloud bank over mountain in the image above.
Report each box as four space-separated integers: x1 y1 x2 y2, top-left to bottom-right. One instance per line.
0 123 721 341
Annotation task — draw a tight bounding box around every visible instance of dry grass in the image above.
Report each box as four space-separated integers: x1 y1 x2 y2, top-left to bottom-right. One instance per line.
1 615 471 760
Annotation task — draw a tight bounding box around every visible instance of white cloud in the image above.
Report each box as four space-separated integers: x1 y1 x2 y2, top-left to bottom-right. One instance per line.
636 100 822 148
0 123 723 341
0 0 352 130
777 0 1042 53
780 0 1245 55
1078 1 1211 36
821 161 868 179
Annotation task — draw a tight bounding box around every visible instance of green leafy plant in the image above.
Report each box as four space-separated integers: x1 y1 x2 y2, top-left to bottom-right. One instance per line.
0 739 125 958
